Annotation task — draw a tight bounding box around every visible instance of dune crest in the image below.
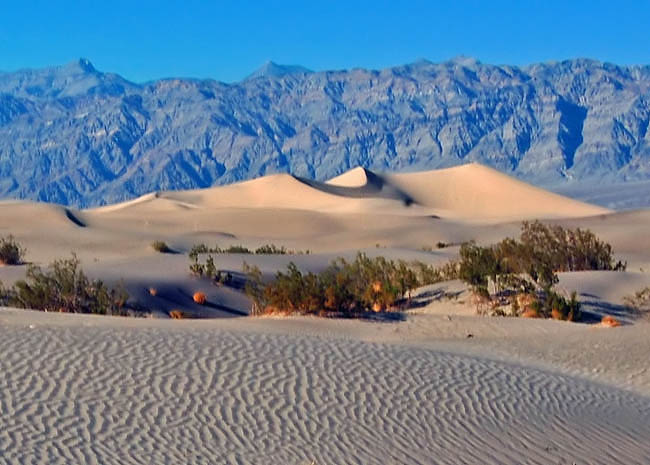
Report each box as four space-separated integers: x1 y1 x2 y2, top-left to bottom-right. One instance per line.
327 166 372 187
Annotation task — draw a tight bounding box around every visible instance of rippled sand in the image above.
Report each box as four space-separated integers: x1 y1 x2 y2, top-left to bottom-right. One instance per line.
0 311 648 465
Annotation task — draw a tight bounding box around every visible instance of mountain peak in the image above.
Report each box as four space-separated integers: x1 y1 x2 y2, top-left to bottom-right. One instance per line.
447 56 481 67
62 58 97 74
245 61 312 80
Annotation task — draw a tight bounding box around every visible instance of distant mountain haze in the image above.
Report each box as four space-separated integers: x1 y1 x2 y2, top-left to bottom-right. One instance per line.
0 57 649 207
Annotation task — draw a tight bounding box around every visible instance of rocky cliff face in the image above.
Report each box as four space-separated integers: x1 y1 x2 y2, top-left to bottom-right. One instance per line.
0 57 649 207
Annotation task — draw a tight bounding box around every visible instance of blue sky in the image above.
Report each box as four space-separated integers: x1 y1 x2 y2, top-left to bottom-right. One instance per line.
2 0 649 82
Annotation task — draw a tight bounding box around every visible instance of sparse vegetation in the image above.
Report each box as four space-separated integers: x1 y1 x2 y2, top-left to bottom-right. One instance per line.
254 244 288 255
188 253 232 285
151 240 173 253
454 221 621 320
189 243 307 261
0 235 26 265
0 254 133 315
243 253 451 317
169 310 185 319
624 287 650 318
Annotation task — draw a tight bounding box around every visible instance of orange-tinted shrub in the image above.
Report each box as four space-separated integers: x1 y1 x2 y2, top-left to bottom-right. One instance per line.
601 315 621 327
521 308 540 318
169 310 185 319
193 292 206 305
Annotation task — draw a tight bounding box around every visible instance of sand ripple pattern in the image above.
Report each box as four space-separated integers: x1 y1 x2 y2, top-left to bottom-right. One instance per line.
0 324 649 464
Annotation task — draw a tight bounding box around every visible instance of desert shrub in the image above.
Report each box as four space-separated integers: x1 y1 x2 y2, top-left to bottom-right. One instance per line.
242 262 266 315
0 235 26 265
2 254 130 315
601 315 621 327
436 241 449 249
541 290 581 321
459 242 500 295
193 292 206 305
0 280 7 306
169 310 185 319
624 287 650 318
188 244 211 261
224 245 252 254
412 260 459 285
255 244 288 255
151 240 173 253
190 242 305 259
454 221 618 320
518 221 624 272
243 253 428 317
189 258 205 276
189 254 227 282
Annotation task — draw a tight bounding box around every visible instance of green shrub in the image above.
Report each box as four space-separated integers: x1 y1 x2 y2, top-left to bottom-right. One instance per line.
224 245 252 254
151 240 173 253
189 254 218 279
454 221 617 320
2 254 130 315
0 235 26 265
189 243 210 261
411 260 459 286
190 242 304 258
517 221 624 273
255 244 288 255
242 262 266 315
243 253 430 316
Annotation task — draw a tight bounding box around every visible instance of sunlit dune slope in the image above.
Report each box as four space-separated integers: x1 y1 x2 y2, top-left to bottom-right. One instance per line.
87 163 609 221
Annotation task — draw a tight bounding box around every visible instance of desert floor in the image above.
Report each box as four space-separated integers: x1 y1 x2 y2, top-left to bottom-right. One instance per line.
0 164 649 464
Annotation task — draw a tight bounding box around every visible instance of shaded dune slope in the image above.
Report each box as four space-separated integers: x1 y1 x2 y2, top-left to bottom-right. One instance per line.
0 201 87 230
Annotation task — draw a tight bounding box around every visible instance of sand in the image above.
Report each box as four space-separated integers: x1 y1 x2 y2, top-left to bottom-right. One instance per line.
1 309 649 465
0 162 649 464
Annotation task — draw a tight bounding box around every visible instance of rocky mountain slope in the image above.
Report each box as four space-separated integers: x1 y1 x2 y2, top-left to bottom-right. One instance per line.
0 57 649 207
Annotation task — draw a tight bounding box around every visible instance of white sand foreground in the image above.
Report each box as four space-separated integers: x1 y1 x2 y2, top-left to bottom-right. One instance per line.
0 309 649 465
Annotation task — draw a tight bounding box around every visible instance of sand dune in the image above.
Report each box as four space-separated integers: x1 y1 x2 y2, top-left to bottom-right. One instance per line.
0 201 87 230
0 310 648 465
87 163 609 221
383 163 610 220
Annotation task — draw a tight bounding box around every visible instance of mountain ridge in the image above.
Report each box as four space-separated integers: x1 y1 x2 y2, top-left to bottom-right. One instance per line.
0 57 649 207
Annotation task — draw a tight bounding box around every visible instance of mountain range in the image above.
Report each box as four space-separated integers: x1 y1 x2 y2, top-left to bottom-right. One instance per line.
0 57 649 208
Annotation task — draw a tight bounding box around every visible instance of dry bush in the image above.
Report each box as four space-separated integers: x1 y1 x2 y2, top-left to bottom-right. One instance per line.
601 315 621 327
169 310 185 319
151 240 173 253
624 287 650 318
0 235 26 265
193 291 206 305
521 308 541 318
